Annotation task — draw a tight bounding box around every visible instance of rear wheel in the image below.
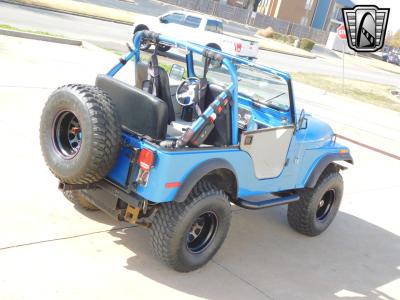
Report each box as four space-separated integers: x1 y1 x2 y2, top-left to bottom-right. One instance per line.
151 181 231 272
287 170 343 236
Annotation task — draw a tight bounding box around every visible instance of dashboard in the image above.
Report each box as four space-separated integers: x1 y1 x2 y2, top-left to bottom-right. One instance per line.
238 105 272 132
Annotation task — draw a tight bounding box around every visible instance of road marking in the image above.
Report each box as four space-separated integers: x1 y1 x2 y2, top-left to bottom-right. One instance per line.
336 134 400 160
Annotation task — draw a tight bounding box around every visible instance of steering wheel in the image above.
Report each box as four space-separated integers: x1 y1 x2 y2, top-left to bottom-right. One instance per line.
176 77 201 107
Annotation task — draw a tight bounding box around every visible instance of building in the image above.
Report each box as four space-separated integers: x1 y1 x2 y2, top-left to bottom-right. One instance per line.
256 0 318 26
311 0 354 31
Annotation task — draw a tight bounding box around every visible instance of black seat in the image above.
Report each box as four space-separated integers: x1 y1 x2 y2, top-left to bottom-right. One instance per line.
135 62 175 124
95 74 168 140
203 84 232 146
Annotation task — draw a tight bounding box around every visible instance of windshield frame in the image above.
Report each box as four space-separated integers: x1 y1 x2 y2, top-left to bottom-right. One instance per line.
189 50 295 122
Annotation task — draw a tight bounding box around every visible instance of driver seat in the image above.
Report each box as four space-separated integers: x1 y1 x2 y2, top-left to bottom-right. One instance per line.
135 62 175 124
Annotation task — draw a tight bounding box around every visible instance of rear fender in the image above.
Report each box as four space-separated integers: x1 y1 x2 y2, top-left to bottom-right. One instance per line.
173 158 237 202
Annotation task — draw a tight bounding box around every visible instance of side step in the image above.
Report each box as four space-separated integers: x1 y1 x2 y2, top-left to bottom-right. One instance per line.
232 193 300 210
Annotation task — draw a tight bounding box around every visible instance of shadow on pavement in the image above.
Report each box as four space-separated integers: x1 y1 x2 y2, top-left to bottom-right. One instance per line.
105 206 400 299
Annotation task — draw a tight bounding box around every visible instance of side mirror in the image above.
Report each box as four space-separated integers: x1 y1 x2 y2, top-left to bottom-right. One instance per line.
169 64 185 81
298 109 308 130
159 17 166 23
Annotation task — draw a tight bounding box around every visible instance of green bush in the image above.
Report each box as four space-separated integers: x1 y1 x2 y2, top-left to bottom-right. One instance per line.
287 35 297 45
299 38 315 51
281 35 289 43
271 32 283 40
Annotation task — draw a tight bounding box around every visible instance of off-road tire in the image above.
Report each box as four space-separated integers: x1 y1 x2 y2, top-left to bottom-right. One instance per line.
63 190 99 211
151 181 231 272
40 84 121 184
287 170 343 236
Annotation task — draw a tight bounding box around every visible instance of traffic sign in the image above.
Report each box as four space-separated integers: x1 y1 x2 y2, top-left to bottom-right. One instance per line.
337 24 346 40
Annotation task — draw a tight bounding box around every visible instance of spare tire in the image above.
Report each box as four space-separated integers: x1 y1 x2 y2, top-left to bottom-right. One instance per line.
40 84 121 184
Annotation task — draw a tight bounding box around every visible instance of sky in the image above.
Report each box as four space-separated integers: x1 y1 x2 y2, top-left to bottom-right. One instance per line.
353 0 399 32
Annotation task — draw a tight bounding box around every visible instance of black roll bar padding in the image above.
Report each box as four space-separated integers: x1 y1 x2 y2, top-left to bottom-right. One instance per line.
141 30 160 44
119 57 128 65
202 49 224 63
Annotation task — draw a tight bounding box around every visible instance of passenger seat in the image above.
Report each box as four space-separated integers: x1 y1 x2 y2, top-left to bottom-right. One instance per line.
135 62 175 124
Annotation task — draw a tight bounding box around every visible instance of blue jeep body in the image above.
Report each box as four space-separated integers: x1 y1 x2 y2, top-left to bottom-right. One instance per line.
46 30 354 272
101 31 353 206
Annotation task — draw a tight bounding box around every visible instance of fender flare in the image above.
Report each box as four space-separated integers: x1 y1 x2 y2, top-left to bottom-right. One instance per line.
305 153 353 188
173 158 237 203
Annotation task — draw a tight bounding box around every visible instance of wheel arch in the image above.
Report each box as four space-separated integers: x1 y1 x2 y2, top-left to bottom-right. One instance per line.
305 153 353 188
206 43 221 50
173 158 238 203
134 24 149 33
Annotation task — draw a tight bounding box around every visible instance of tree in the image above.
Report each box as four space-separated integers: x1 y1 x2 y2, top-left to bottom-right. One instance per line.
387 30 400 48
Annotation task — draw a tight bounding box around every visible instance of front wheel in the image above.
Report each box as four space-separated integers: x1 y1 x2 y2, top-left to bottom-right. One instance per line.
287 170 343 236
150 181 231 272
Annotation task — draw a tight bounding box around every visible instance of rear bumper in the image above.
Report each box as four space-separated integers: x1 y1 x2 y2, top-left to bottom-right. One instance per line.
63 179 144 220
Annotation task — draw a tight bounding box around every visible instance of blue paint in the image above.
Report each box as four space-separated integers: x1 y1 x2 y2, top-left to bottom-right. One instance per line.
104 31 352 204
312 0 355 30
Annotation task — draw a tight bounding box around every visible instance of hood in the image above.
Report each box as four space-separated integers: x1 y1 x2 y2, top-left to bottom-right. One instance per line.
299 114 334 149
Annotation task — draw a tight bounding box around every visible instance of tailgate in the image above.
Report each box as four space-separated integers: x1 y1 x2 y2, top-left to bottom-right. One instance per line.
237 40 259 58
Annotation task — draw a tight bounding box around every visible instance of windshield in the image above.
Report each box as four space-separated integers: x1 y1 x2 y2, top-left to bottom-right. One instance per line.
192 53 290 112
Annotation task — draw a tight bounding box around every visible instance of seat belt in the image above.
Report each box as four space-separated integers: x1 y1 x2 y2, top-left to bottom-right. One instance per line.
142 45 160 97
195 57 211 116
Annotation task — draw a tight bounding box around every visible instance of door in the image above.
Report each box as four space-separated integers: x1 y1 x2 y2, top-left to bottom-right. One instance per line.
240 125 294 179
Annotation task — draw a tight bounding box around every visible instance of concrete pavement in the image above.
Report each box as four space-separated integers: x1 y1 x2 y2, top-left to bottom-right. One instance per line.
0 35 399 300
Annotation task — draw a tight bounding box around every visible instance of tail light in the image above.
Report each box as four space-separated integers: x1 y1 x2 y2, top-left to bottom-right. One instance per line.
138 148 155 171
137 148 155 186
234 42 242 53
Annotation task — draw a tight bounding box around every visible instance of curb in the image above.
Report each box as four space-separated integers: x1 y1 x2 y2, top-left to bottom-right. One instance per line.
0 28 82 46
258 46 316 59
1 0 133 26
254 35 316 59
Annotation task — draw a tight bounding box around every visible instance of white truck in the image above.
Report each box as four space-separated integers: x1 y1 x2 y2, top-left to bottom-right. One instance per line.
133 10 259 60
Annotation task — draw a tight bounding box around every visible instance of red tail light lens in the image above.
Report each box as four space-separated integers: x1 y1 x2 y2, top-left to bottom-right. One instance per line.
138 148 155 171
234 42 242 53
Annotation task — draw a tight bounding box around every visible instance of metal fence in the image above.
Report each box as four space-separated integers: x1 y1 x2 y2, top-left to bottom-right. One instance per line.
159 0 329 44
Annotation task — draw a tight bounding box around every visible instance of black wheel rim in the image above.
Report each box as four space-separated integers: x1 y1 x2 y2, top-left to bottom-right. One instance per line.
316 189 335 221
187 211 218 253
53 111 82 159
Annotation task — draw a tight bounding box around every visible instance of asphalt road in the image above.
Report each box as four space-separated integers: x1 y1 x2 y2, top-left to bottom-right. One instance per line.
76 0 258 37
1 2 399 85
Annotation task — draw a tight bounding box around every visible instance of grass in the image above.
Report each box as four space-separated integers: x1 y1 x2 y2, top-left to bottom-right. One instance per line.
11 0 135 24
292 72 400 112
0 24 64 38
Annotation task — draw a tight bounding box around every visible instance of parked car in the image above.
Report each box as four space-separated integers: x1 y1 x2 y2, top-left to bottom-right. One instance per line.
132 10 259 59
39 31 352 272
382 46 390 62
387 51 400 65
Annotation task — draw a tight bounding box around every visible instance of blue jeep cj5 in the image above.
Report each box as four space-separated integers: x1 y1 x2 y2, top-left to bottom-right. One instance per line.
40 31 353 272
